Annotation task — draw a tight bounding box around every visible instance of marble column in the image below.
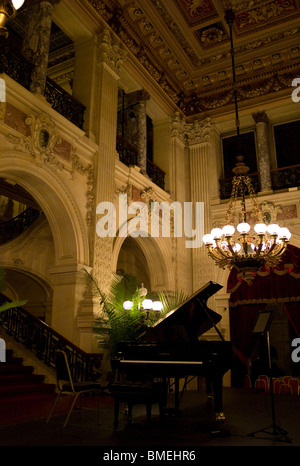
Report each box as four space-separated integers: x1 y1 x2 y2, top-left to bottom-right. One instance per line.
22 1 56 96
252 111 272 192
127 89 150 174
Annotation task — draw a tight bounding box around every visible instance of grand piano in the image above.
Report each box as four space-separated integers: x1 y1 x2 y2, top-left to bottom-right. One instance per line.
111 281 232 426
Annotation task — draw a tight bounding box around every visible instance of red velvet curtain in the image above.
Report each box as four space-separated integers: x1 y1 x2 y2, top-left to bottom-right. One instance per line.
227 244 300 384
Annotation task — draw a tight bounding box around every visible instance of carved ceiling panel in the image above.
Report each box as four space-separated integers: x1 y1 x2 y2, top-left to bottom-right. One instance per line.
16 0 300 119
83 0 300 118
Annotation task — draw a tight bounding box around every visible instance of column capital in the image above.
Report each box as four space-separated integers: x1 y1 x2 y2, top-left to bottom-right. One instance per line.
184 117 211 146
127 89 150 104
170 112 186 143
97 29 127 78
252 110 269 125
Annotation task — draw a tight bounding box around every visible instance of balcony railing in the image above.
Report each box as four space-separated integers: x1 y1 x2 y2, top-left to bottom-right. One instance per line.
0 296 103 382
0 208 43 245
0 39 85 129
45 77 85 129
271 164 300 191
117 135 165 190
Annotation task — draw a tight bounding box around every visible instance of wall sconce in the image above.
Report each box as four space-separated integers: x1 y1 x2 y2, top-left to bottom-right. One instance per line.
0 0 25 38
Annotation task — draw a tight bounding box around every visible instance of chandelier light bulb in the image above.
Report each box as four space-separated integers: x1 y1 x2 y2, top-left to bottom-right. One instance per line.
267 223 280 236
142 299 153 310
278 227 291 240
11 0 25 9
210 228 223 239
254 223 267 235
202 234 213 245
237 222 251 234
152 301 163 311
123 300 133 310
222 225 235 236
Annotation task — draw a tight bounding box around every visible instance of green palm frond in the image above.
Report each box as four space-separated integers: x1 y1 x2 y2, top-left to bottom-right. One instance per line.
158 289 188 317
86 271 146 355
0 268 27 315
85 270 188 356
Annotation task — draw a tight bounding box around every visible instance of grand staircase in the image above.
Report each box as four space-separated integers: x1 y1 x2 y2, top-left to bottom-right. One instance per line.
0 303 103 425
0 348 59 425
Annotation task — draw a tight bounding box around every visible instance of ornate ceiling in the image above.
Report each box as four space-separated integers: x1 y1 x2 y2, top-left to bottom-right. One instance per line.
11 0 300 119
85 0 300 118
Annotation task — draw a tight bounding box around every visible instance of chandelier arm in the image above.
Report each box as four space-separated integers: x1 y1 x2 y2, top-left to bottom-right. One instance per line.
253 235 264 256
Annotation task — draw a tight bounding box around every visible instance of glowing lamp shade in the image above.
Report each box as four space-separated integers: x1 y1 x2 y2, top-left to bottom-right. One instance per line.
237 222 251 234
267 224 280 236
12 0 25 9
278 227 291 240
152 301 163 311
254 223 267 235
123 300 133 310
202 234 213 245
222 225 235 236
211 228 223 239
142 299 153 310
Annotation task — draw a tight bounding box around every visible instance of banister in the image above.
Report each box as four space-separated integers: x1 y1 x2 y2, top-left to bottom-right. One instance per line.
0 295 103 382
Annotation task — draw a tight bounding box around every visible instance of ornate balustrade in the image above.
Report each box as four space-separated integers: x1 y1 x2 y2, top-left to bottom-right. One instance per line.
0 208 43 245
117 135 165 190
271 164 300 191
0 297 102 382
0 39 85 129
146 158 165 190
45 77 85 129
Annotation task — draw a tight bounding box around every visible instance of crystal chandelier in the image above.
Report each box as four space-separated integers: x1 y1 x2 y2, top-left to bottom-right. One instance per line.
202 9 291 285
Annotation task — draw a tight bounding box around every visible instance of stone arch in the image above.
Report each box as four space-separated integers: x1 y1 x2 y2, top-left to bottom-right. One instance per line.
1 266 52 321
0 154 89 265
112 233 175 292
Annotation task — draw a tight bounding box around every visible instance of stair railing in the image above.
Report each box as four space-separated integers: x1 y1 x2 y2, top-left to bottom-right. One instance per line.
0 297 103 382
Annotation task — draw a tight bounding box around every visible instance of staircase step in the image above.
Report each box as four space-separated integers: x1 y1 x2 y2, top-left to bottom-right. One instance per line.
5 356 24 365
0 382 55 400
0 373 45 384
0 364 34 375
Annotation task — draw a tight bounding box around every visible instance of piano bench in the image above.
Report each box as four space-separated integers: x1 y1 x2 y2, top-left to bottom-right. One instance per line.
110 381 165 429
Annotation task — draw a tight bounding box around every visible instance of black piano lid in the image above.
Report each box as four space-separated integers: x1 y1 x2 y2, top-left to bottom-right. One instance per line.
149 281 223 340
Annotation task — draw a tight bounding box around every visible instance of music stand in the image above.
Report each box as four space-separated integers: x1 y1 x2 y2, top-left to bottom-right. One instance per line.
248 309 291 443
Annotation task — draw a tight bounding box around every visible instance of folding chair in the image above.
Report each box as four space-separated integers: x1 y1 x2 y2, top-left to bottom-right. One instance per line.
47 350 102 428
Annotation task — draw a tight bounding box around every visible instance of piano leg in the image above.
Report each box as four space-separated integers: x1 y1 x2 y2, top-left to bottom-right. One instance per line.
212 374 225 422
205 376 213 399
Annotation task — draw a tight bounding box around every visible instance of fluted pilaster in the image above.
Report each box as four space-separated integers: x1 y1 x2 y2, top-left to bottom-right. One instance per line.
92 29 126 291
186 118 215 291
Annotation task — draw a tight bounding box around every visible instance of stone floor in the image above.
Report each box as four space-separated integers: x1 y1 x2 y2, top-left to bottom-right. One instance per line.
0 386 299 452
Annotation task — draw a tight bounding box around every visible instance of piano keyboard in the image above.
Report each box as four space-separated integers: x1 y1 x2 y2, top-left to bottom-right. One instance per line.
120 360 203 365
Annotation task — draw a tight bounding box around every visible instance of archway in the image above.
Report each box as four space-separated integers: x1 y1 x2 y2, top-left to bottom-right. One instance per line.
0 155 88 265
113 234 174 292
2 267 52 321
0 154 90 342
